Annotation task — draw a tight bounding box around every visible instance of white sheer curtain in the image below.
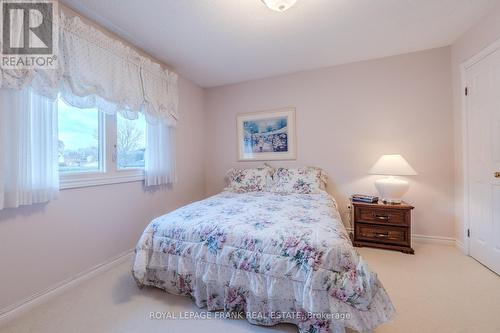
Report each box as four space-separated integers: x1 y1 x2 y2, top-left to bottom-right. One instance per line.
145 123 176 187
0 88 59 209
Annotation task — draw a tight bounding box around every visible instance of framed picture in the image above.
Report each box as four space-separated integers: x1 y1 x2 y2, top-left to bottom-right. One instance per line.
237 108 296 161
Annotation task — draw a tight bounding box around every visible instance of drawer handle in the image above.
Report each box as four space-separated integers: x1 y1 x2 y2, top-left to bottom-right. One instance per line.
373 213 390 221
361 232 390 239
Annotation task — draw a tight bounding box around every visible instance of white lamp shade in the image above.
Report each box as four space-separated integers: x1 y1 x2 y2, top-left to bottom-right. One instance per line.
369 154 417 176
261 0 297 12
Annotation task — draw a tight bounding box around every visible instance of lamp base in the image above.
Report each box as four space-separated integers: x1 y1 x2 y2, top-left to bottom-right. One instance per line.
374 177 409 205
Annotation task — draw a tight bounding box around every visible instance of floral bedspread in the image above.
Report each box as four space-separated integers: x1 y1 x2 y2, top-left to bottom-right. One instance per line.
133 191 395 333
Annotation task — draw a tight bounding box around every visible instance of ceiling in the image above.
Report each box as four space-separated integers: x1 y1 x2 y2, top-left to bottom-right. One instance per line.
61 0 498 87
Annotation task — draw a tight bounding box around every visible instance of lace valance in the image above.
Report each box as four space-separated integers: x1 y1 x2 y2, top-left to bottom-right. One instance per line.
0 14 179 126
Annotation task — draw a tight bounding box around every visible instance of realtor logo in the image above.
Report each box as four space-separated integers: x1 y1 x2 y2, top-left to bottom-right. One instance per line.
1 0 58 68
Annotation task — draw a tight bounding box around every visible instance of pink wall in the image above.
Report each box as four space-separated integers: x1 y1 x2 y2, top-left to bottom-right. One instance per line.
205 47 455 239
451 3 500 248
0 76 206 311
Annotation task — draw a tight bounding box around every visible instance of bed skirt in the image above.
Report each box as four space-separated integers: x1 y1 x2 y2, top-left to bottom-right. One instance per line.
133 252 395 333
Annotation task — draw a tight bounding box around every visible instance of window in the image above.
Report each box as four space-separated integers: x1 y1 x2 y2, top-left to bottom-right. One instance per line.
58 99 101 173
58 97 147 189
117 113 146 170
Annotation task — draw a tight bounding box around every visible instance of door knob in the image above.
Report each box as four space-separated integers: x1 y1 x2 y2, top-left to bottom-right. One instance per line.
496 172 500 178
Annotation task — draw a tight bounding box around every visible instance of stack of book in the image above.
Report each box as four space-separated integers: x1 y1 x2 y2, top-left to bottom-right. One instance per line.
351 194 379 203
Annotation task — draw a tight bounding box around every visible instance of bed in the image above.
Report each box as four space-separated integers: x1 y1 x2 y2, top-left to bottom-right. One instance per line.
132 187 395 333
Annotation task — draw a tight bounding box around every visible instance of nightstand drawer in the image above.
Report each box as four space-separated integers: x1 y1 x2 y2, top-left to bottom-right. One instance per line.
355 223 409 246
356 207 408 226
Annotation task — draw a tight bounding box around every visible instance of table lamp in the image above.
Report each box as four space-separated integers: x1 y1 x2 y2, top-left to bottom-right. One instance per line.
368 154 417 204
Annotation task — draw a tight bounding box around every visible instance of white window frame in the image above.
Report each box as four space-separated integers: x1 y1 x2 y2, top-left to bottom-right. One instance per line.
59 113 145 190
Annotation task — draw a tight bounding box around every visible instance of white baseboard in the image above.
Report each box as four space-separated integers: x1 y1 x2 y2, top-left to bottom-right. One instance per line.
411 234 456 246
0 249 134 327
455 240 466 253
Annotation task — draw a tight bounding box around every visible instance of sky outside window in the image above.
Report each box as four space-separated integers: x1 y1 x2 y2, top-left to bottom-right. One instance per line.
57 98 100 173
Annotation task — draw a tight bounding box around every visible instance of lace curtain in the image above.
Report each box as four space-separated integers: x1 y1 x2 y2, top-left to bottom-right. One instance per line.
0 13 179 126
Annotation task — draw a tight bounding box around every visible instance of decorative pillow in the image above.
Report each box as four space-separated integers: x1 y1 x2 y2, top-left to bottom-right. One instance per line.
225 166 273 193
270 167 327 194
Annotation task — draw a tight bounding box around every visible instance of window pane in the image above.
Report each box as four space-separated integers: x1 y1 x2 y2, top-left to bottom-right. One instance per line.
117 113 146 169
58 98 100 173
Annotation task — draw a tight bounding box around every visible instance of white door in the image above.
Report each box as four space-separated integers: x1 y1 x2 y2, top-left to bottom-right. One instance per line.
466 47 500 275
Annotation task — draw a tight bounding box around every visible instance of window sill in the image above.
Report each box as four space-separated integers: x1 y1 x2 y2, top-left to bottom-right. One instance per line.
60 170 144 190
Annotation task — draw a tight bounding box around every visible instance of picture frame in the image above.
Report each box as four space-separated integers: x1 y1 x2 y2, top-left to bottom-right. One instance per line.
237 108 296 161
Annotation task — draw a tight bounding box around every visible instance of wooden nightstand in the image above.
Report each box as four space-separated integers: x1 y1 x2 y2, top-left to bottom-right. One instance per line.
351 200 414 254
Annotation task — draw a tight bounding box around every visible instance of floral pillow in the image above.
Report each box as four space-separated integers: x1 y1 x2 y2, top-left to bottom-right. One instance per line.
225 166 273 193
270 167 327 194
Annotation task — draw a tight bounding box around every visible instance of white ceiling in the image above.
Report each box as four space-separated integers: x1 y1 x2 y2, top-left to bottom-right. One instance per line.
61 0 499 87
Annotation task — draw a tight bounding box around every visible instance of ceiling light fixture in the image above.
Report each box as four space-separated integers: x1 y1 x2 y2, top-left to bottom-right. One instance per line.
261 0 297 12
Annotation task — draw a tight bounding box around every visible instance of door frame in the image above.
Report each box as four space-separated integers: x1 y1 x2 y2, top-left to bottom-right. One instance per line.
461 37 500 256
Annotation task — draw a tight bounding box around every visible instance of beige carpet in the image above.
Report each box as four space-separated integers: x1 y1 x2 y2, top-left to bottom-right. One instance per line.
1 243 499 333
